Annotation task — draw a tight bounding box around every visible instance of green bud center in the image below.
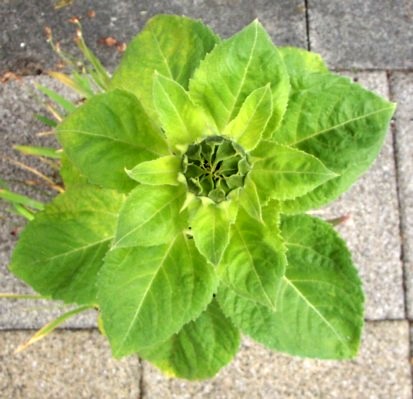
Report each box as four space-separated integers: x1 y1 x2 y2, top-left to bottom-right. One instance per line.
182 136 251 203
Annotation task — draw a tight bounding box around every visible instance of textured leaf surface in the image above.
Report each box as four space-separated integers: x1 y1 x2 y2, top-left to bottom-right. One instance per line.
279 47 328 88
218 208 286 309
250 141 336 201
224 85 272 151
10 186 125 305
218 215 364 359
153 74 215 147
57 89 168 192
139 299 240 380
275 73 395 212
98 234 217 357
110 15 219 119
189 20 289 137
190 201 232 265
126 155 180 186
238 177 262 222
114 184 187 248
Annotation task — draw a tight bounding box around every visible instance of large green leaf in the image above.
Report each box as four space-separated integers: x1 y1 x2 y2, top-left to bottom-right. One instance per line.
153 74 215 148
274 73 395 212
139 299 240 380
189 20 289 137
113 184 187 248
279 47 328 88
218 214 364 359
110 15 219 120
250 141 336 201
223 84 273 151
217 208 286 310
9 186 125 305
190 201 233 265
98 234 217 357
57 89 168 192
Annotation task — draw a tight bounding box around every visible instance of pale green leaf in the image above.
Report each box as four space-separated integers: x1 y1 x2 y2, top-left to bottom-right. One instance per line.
114 184 187 248
110 15 219 120
189 20 289 137
98 234 217 357
237 177 262 222
153 74 215 147
126 155 181 186
218 208 286 309
190 201 232 265
250 141 336 201
139 299 240 380
274 73 395 212
9 186 125 305
218 214 364 359
57 89 168 192
224 84 272 151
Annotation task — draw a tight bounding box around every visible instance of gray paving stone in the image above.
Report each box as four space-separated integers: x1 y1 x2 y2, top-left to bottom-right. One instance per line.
314 71 404 320
391 72 413 319
0 76 96 329
0 0 306 75
142 321 412 399
308 0 413 69
0 329 141 399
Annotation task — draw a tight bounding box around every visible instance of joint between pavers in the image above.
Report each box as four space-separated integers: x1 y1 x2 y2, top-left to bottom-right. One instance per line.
387 70 410 320
304 0 311 51
138 357 145 399
387 70 413 385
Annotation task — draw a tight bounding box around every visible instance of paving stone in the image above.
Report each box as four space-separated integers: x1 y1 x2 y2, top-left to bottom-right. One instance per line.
0 0 306 75
391 72 413 319
0 76 96 329
142 321 412 399
313 71 404 320
308 0 413 69
0 329 141 399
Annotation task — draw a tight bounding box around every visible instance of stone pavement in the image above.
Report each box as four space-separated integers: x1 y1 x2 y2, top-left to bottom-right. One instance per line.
0 1 412 398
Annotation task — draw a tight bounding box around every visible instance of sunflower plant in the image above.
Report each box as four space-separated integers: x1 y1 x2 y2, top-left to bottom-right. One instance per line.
7 15 395 380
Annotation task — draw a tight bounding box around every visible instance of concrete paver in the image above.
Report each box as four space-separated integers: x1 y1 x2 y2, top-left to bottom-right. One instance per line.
142 321 412 399
0 0 307 75
0 329 141 399
309 0 413 69
391 72 413 319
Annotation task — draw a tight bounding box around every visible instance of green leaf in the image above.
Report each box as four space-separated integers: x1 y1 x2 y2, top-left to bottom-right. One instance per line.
14 145 61 159
36 84 77 113
237 177 262 222
250 141 336 201
189 20 289 137
113 184 187 248
223 84 273 151
153 74 215 148
98 233 217 357
217 208 286 310
279 47 328 88
59 153 89 188
218 214 364 359
110 15 219 120
139 299 240 380
190 201 232 265
274 73 395 212
57 89 168 192
127 155 181 186
9 186 125 305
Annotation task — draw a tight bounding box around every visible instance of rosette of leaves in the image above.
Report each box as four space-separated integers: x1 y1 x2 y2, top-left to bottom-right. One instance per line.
9 15 395 380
